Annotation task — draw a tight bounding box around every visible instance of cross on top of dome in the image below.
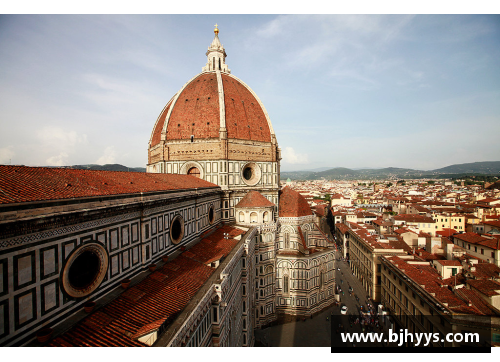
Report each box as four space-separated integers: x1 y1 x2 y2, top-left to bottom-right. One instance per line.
203 25 230 73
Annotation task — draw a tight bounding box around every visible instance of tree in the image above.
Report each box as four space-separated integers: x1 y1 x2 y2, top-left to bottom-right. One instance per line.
386 182 393 187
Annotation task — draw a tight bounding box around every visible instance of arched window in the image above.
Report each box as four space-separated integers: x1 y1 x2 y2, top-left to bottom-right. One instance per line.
284 275 289 293
250 212 257 223
239 212 245 223
187 167 200 178
263 211 269 223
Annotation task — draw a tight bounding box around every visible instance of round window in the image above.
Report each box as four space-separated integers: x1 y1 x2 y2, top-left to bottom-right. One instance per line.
208 206 215 224
170 215 185 244
241 162 261 186
61 242 108 298
68 251 100 289
243 167 252 181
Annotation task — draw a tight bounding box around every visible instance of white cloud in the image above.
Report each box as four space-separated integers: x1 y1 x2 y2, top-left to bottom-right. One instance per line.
37 126 88 166
282 147 308 165
0 146 15 164
37 126 88 147
46 152 69 166
96 146 116 165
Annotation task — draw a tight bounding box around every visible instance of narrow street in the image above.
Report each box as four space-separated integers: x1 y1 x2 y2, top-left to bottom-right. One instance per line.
254 251 380 347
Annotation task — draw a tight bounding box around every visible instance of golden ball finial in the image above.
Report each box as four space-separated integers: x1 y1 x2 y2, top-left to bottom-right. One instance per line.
214 23 219 34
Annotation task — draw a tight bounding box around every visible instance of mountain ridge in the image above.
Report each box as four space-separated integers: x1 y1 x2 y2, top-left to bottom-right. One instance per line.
281 161 500 180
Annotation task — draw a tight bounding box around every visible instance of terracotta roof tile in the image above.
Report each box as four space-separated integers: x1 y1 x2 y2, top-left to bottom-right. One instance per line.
165 73 220 141
48 225 244 346
467 279 500 297
279 186 312 218
235 190 274 208
0 166 217 204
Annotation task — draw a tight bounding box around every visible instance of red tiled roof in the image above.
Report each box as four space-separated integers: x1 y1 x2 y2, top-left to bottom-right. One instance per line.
373 219 392 227
484 221 500 230
435 260 461 266
222 74 271 142
442 273 467 287
313 205 326 217
477 236 500 250
336 223 350 234
453 232 489 245
235 190 274 208
386 256 466 309
387 238 412 252
467 279 500 297
164 73 220 141
394 228 416 235
414 249 444 261
470 263 500 279
455 288 499 315
48 226 244 347
279 186 312 218
0 166 218 205
436 228 458 237
150 73 272 144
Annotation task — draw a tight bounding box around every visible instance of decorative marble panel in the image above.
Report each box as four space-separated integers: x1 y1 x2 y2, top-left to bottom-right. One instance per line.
14 288 36 329
41 280 59 315
40 245 58 280
14 252 35 290
121 226 130 247
109 228 119 251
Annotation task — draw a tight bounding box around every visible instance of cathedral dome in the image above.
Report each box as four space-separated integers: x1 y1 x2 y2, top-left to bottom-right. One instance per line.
149 72 273 146
149 27 275 148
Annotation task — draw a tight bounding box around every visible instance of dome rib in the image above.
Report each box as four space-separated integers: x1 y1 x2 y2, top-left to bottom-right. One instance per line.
149 97 174 147
165 73 220 141
221 73 271 142
151 72 275 143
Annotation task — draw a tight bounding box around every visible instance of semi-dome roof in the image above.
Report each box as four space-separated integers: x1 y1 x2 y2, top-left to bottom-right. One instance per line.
236 190 275 208
149 27 275 147
279 187 312 218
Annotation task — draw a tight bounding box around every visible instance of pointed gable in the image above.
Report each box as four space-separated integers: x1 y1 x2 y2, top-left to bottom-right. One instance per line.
279 187 311 217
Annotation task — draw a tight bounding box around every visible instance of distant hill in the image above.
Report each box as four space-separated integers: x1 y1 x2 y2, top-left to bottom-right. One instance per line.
63 164 146 173
281 161 500 181
431 161 500 174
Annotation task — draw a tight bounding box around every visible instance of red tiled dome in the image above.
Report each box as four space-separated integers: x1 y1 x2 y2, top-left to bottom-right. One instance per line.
236 191 275 208
149 72 272 146
279 187 312 218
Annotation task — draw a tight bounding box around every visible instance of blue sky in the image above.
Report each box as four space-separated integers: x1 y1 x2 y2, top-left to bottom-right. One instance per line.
0 14 499 171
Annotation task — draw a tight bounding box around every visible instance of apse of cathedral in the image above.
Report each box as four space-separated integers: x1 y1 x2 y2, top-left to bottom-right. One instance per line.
0 26 335 347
